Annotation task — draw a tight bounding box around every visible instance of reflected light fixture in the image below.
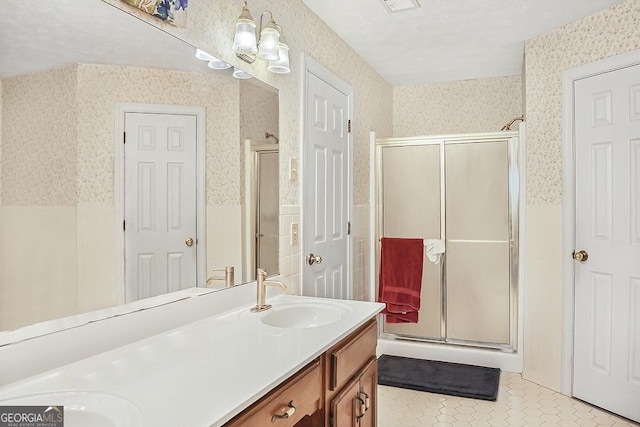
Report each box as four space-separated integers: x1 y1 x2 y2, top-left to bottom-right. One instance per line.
232 67 253 79
195 48 231 70
208 58 232 70
195 48 215 61
231 1 290 74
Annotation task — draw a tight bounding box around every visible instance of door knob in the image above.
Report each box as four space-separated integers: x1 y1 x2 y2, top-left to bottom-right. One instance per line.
307 253 323 265
185 237 194 247
573 250 588 262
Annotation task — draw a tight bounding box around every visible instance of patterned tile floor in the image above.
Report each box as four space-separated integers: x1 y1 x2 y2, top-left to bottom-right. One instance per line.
378 372 639 426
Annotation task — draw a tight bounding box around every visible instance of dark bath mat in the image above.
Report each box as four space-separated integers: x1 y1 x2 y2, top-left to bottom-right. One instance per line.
378 355 501 401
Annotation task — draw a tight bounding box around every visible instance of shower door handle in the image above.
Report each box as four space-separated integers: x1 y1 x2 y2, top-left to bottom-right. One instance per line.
307 253 323 265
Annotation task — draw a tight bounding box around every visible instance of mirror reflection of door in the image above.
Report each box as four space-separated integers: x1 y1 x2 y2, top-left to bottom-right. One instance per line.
243 141 279 281
121 107 203 302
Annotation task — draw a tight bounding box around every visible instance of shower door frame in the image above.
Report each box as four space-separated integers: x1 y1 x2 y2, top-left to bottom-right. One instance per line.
243 140 279 282
374 130 522 352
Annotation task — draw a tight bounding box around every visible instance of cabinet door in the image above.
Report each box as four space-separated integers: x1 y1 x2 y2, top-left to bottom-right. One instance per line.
330 357 378 427
358 358 377 427
330 377 359 427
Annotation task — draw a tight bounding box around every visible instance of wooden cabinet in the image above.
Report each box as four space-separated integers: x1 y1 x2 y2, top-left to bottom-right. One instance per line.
225 318 378 427
330 358 377 427
326 320 378 427
225 359 323 427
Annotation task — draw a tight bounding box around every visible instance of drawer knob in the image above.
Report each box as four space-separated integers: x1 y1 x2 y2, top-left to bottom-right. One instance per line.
271 400 296 422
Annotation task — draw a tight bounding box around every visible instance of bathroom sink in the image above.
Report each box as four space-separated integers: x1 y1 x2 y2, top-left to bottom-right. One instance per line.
260 303 347 328
0 391 143 427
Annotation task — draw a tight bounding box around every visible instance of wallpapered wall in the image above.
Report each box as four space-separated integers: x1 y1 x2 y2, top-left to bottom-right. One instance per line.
393 75 523 137
0 80 3 206
1 66 78 206
0 67 81 329
102 0 394 207
0 63 249 329
76 64 240 206
240 81 279 145
0 64 240 206
523 0 640 391
0 80 3 323
526 0 640 206
239 81 279 204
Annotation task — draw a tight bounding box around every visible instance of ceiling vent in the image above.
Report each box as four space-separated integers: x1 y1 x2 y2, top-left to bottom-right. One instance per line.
381 0 421 13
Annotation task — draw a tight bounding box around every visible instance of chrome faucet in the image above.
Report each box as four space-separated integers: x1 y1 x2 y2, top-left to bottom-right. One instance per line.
251 268 287 312
206 266 235 288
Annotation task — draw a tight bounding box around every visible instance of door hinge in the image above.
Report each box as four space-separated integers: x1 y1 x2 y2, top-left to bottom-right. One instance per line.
123 131 126 144
123 220 126 231
348 119 351 134
347 221 351 235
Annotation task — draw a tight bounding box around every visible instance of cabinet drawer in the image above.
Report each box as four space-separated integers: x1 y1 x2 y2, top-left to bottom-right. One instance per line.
225 359 322 427
330 320 377 391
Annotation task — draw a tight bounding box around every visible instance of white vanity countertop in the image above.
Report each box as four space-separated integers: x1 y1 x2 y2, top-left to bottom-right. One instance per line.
0 295 384 426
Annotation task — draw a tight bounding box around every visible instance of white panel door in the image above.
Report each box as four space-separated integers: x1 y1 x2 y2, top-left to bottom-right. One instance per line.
303 72 350 299
124 112 198 302
574 63 640 422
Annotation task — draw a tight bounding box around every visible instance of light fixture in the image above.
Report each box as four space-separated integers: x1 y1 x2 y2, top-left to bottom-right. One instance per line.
232 1 258 55
268 27 290 74
257 13 280 61
195 48 231 70
231 1 290 74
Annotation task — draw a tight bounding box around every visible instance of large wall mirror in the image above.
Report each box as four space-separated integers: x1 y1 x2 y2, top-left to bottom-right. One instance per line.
0 0 280 341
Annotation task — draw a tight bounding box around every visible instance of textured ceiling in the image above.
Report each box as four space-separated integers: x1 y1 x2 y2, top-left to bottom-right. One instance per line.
301 0 627 85
0 0 208 79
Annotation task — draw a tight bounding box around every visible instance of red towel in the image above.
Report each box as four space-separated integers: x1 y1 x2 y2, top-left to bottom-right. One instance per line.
378 237 424 323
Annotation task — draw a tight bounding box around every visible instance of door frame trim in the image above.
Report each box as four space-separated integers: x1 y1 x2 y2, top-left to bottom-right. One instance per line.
300 53 354 298
561 48 640 395
115 103 206 303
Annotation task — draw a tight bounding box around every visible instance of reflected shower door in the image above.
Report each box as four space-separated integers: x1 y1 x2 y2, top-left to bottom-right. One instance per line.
256 151 279 277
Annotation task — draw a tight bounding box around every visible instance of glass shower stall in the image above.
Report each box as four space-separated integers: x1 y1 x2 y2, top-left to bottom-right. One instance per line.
374 131 521 351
